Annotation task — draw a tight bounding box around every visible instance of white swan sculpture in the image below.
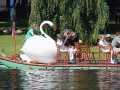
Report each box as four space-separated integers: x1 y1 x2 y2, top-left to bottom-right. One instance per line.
20 21 57 63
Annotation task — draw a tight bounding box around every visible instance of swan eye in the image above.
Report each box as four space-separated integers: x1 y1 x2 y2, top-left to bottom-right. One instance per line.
42 34 46 38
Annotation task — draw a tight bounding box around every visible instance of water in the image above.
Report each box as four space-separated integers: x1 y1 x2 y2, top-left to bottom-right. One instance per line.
0 69 120 90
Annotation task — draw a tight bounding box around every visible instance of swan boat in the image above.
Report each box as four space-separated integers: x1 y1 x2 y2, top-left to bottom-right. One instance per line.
0 21 120 70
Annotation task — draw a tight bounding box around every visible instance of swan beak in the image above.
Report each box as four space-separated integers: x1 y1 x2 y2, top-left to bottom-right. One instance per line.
47 21 54 26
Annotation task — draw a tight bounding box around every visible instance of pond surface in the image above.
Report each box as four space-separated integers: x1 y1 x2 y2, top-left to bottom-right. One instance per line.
0 69 120 90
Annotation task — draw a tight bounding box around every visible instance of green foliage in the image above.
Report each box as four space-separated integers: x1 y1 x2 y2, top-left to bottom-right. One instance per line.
29 0 109 44
0 35 24 55
59 0 109 45
29 0 41 24
91 0 109 43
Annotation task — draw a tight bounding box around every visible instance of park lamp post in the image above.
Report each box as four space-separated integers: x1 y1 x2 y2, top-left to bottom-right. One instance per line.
10 0 17 59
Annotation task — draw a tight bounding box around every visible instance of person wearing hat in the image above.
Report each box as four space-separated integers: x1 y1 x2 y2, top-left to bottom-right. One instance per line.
98 34 112 53
98 34 114 64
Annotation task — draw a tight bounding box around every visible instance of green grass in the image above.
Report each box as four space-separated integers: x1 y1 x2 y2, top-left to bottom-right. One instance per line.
0 35 24 55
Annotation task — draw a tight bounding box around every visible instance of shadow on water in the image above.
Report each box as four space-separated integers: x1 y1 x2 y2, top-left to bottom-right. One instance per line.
0 69 120 90
0 69 22 90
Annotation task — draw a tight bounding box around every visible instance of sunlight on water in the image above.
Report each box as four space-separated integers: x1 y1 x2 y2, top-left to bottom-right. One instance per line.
0 69 120 90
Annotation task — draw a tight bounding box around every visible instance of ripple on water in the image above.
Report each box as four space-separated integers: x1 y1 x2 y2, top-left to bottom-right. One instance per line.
19 70 98 90
0 69 120 90
96 70 120 90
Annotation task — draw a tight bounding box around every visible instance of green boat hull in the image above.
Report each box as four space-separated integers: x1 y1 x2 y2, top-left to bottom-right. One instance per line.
0 59 120 70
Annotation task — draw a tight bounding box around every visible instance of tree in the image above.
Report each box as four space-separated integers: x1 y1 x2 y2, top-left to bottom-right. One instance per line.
29 0 60 39
29 0 41 24
29 0 109 44
59 0 109 45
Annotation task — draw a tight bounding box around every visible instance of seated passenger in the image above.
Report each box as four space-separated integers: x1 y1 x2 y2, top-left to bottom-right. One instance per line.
98 34 114 63
20 23 40 63
98 34 112 53
111 32 120 63
25 23 39 41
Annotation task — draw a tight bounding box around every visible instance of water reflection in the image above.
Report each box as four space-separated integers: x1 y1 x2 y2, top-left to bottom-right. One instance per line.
0 69 120 90
0 69 21 90
97 70 120 90
20 70 98 90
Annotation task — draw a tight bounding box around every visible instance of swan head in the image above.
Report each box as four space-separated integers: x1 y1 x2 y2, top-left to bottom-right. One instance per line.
40 21 54 34
44 21 54 27
40 21 54 29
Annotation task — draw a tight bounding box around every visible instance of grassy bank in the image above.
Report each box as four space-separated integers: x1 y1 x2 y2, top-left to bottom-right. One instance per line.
0 35 24 55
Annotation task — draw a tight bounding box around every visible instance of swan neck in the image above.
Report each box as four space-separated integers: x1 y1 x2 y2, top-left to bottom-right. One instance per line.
40 24 45 35
39 21 56 42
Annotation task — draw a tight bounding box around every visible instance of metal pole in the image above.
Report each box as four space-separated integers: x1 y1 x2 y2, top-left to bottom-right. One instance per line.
10 0 15 21
10 0 17 59
12 21 17 57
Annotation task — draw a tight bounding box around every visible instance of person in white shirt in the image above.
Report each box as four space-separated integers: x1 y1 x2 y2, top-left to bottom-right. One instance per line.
98 34 114 63
68 45 76 63
112 32 120 53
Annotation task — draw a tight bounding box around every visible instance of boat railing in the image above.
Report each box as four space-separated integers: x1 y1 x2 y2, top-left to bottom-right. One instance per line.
1 43 120 65
56 43 120 65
